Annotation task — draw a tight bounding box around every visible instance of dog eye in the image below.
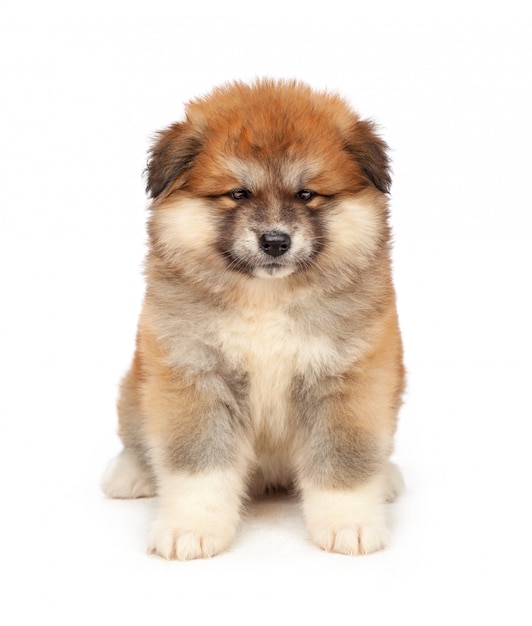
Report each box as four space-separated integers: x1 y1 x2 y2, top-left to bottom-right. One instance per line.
296 189 315 202
229 189 252 201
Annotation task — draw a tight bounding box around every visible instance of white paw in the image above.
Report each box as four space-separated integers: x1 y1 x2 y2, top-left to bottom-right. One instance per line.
101 449 156 499
302 476 390 556
148 522 235 560
147 469 245 560
310 517 389 555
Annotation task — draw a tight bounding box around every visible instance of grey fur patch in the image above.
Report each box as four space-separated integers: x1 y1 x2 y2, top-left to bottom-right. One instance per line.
163 363 250 473
291 375 382 489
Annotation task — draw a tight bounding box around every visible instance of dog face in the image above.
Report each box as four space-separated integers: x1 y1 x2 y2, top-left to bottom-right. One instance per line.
146 80 391 284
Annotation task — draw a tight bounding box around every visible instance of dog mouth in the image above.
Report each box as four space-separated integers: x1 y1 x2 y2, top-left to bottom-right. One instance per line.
222 250 298 279
253 261 296 279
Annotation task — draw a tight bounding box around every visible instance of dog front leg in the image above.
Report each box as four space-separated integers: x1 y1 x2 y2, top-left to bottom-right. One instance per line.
143 368 252 560
293 364 402 556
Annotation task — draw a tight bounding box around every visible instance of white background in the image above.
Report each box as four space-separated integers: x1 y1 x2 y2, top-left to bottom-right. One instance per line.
1 1 531 624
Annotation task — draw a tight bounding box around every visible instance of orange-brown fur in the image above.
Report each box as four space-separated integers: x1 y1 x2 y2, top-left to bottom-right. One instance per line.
103 79 405 559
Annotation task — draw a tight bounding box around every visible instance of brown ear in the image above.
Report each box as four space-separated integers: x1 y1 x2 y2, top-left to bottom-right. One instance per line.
146 122 203 198
346 120 391 194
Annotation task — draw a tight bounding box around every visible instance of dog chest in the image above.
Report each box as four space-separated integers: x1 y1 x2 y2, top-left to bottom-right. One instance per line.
215 307 338 431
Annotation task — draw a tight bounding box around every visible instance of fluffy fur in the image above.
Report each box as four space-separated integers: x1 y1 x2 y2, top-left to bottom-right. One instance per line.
102 79 405 559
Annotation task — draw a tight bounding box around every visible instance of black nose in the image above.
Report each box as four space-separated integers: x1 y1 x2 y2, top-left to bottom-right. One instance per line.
259 231 291 257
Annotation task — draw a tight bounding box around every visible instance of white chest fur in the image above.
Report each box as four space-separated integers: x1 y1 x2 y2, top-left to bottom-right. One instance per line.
215 305 338 436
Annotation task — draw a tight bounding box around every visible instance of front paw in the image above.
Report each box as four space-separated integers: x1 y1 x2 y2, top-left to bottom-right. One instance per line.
309 518 389 556
148 521 236 560
302 479 389 556
147 469 245 560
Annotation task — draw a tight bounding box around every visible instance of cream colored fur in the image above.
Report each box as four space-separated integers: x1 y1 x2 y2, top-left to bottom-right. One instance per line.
301 471 389 555
101 449 156 499
147 469 247 560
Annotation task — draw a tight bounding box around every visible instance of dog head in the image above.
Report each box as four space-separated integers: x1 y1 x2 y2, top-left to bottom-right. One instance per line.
146 80 391 284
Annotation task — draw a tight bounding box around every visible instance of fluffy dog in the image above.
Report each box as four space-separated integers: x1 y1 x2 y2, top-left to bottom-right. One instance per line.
102 79 405 560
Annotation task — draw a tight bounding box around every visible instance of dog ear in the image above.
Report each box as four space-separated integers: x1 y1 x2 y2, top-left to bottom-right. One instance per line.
146 123 203 198
346 120 391 194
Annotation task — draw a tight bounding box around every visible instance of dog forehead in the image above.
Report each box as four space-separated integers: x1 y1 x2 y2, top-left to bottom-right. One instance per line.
225 156 322 191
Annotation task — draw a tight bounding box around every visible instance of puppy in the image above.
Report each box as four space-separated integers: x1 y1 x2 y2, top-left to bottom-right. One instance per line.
102 79 405 560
